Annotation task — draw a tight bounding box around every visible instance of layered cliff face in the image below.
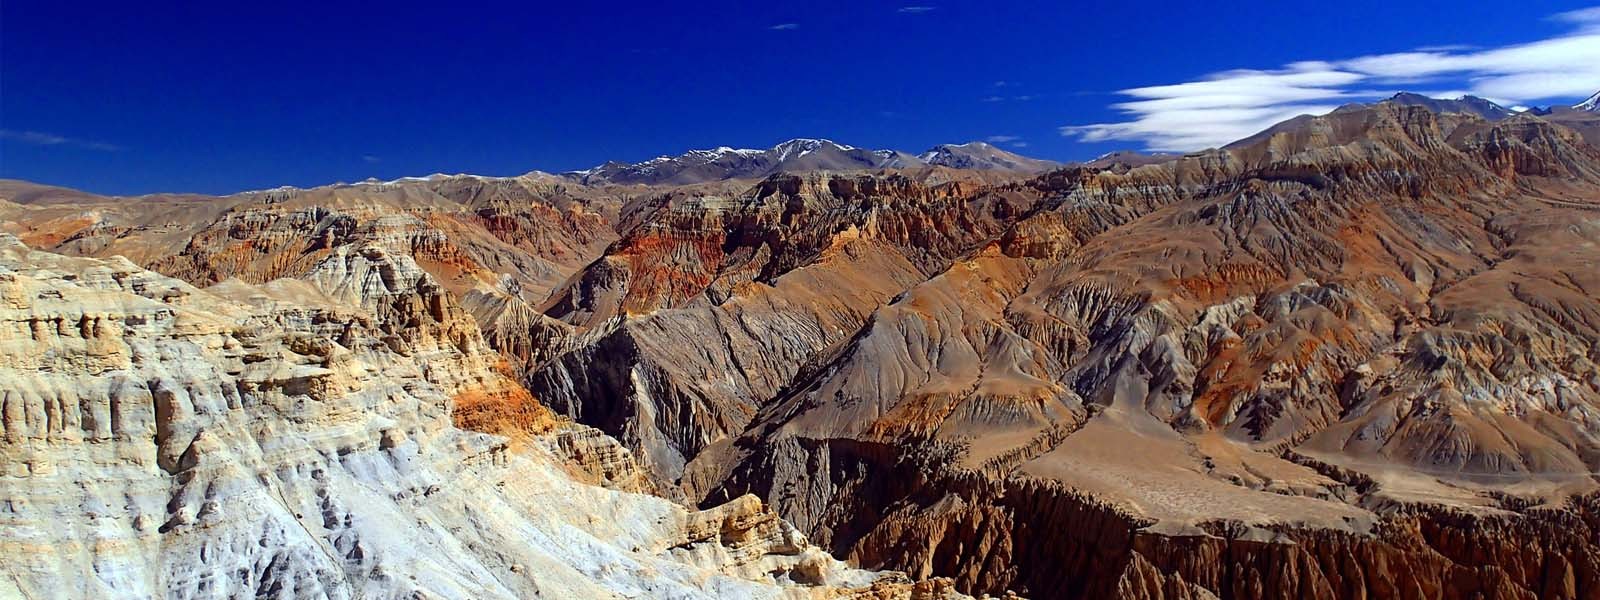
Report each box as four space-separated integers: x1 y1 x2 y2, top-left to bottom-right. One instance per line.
5 101 1600 599
525 173 1042 490
0 173 626 408
0 236 970 599
520 105 1600 598
688 106 1600 598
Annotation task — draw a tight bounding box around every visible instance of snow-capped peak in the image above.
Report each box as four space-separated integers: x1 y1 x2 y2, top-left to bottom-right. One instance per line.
773 138 841 161
680 146 763 164
919 141 997 163
237 184 304 195
376 173 496 185
685 146 761 156
1576 90 1600 112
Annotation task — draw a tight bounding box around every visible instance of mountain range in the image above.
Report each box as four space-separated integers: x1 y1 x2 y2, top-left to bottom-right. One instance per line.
562 138 1058 186
1578 90 1600 112
4 90 1600 599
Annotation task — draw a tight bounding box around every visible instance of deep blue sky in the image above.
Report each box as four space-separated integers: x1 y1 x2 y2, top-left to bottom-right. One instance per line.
4 1 1598 195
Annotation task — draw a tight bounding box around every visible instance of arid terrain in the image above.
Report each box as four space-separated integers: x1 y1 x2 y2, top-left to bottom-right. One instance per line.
5 95 1600 599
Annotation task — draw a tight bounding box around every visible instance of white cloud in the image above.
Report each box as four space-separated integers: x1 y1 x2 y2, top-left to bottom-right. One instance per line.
984 93 1037 103
1552 6 1600 30
898 6 935 14
363 155 382 164
986 135 1022 143
0 129 121 151
1063 7 1600 151
768 23 799 31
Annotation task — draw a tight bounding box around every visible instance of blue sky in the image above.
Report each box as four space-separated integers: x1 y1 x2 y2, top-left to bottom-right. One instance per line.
3 1 1599 195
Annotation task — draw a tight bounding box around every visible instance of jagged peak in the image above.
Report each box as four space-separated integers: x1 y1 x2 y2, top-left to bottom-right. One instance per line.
772 138 856 160
1381 91 1515 120
1575 90 1600 112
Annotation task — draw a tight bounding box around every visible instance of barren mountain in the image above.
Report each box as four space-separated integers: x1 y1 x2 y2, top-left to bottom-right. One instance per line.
1383 91 1518 120
0 234 977 599
919 142 1061 171
564 139 1055 186
536 102 1600 598
1073 150 1182 171
5 95 1600 599
1576 90 1600 112
1540 90 1600 147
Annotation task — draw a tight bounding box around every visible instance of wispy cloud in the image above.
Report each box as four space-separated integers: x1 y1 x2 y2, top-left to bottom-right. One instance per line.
0 129 122 151
1553 6 1600 29
898 6 935 14
362 155 382 164
983 94 1037 103
768 23 799 31
986 135 1022 143
1062 7 1600 151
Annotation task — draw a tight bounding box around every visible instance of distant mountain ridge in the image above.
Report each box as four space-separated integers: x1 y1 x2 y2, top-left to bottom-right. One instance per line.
1575 90 1600 112
918 142 1060 171
1381 90 1600 120
1382 92 1517 120
563 138 1058 185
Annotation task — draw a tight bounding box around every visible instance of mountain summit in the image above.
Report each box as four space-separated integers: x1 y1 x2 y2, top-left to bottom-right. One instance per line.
7 91 1600 600
563 138 1056 185
918 141 1059 171
1382 91 1516 120
1576 90 1600 112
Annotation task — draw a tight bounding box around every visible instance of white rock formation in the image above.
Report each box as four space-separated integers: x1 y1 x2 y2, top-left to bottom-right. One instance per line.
0 235 959 599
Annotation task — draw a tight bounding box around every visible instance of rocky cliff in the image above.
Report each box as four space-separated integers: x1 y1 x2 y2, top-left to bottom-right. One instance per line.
6 100 1600 599
0 235 970 599
548 104 1600 598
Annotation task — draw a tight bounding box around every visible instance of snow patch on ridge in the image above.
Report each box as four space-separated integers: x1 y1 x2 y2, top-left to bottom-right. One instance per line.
1577 90 1600 112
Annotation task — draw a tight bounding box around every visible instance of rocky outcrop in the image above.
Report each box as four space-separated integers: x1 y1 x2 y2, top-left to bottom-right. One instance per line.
537 422 661 494
690 104 1600 598
529 173 1041 488
0 236 966 599
0 173 625 419
708 434 1600 599
7 100 1600 599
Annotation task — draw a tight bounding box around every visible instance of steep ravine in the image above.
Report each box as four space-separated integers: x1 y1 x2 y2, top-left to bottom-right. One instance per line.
708 433 1600 599
6 101 1600 600
0 236 972 599
687 106 1600 599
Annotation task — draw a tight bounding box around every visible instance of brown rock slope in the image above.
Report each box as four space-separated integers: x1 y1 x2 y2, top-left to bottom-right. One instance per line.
0 173 623 403
552 105 1600 598
528 174 1040 491
5 101 1600 599
0 234 976 599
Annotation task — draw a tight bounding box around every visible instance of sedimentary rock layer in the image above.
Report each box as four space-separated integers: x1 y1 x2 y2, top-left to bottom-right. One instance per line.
0 236 966 599
5 98 1600 599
